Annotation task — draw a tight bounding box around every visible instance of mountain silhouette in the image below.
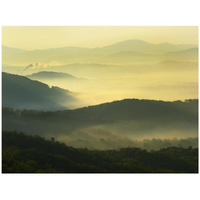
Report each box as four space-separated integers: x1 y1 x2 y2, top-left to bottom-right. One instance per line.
2 98 198 149
2 72 77 110
26 71 79 79
2 40 197 66
164 48 198 61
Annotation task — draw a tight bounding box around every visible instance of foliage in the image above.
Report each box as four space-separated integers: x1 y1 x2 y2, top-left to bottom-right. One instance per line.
2 131 198 173
2 98 198 138
2 72 76 110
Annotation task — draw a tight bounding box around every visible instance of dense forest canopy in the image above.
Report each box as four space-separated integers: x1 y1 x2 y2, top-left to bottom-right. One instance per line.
2 98 198 149
2 131 198 173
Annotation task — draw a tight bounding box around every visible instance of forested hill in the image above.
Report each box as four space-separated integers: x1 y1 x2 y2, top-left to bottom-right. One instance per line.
2 131 198 173
2 72 77 110
2 99 198 149
73 98 198 121
3 98 198 122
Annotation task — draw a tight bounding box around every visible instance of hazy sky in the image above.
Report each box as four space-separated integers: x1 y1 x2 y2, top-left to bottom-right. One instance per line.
2 26 198 50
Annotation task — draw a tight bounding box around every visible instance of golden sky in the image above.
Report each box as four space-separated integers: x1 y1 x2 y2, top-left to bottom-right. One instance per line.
2 26 198 50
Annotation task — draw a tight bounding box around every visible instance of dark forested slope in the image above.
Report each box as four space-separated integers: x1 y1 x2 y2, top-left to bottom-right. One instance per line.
2 99 198 149
3 98 197 134
2 131 198 173
2 72 77 110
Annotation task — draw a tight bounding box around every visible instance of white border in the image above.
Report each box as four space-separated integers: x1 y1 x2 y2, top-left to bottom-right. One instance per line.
0 1 199 200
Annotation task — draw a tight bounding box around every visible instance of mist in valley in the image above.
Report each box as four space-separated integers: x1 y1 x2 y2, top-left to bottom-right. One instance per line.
2 98 198 150
3 60 197 107
2 27 198 151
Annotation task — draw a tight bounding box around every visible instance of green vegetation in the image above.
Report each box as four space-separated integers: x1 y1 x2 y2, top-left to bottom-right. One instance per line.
2 72 77 110
2 131 198 173
2 99 198 149
2 39 198 173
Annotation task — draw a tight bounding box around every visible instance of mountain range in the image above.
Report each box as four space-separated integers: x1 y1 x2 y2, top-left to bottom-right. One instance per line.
2 39 198 149
2 39 197 66
2 98 198 149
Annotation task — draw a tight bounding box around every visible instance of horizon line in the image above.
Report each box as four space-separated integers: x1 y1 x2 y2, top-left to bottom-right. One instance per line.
2 39 198 51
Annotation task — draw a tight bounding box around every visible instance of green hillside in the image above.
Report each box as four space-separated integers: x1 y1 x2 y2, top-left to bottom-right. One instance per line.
2 99 198 149
2 72 77 110
2 131 198 173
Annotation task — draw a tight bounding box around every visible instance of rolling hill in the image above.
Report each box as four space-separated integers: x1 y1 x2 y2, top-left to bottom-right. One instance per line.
2 98 198 149
2 130 198 173
97 40 196 54
164 48 198 61
2 40 197 66
26 71 80 80
2 72 78 110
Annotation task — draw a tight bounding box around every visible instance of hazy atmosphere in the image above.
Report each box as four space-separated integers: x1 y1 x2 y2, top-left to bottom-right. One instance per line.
2 26 198 49
2 26 198 173
2 26 198 106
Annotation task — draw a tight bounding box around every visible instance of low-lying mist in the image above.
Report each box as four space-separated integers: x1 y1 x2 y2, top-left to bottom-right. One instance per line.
56 127 198 151
2 99 198 150
2 40 198 151
8 60 196 107
2 40 198 108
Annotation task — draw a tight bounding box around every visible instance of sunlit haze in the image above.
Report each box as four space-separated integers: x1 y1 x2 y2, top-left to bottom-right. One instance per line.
2 26 198 106
2 26 198 166
2 26 198 50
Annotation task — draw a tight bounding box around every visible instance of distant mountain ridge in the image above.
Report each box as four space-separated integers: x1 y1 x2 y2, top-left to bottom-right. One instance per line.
165 47 198 55
3 39 197 52
26 71 79 79
96 40 197 54
3 40 196 54
2 40 197 66
163 48 198 61
110 51 152 57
